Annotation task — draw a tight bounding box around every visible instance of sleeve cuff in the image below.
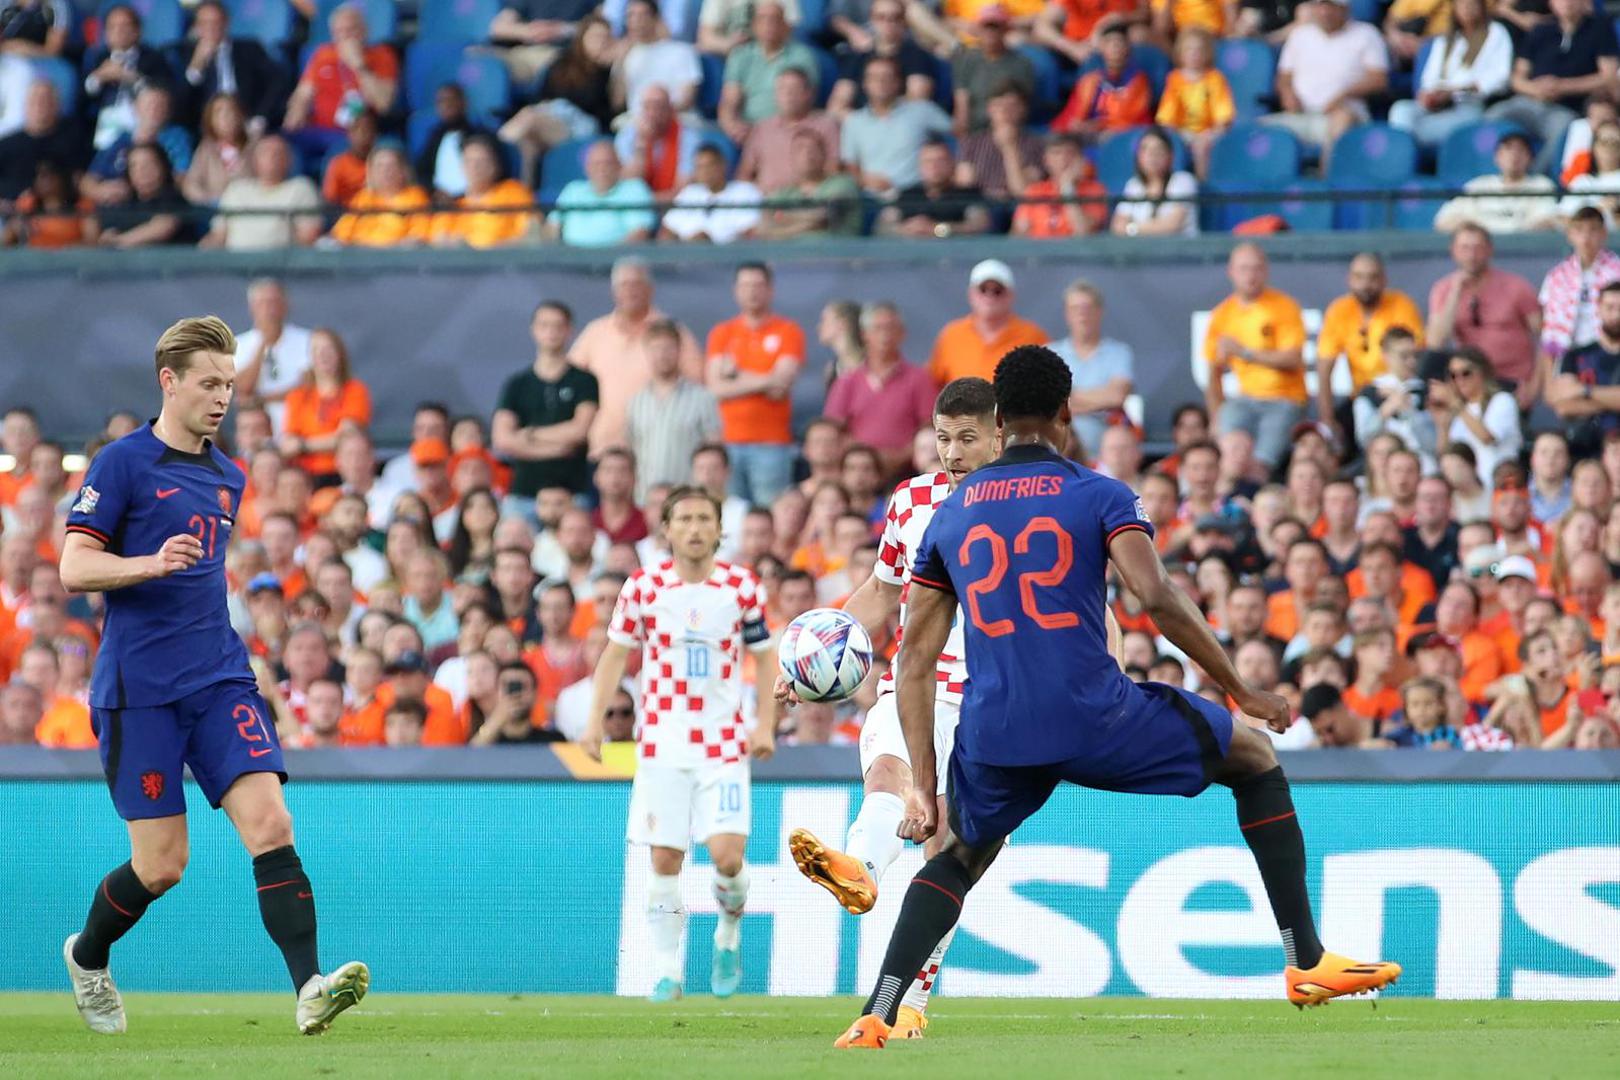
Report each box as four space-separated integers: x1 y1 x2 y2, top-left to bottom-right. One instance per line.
1106 523 1150 547
910 572 955 595
66 524 112 545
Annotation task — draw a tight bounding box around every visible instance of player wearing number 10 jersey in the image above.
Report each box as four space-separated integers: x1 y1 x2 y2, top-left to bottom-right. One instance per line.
59 317 368 1038
836 345 1399 1050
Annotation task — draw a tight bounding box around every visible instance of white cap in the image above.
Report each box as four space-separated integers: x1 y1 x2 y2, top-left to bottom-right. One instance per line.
969 259 1015 290
1493 555 1537 583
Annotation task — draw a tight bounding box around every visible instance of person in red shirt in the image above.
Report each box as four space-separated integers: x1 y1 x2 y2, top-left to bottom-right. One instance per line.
1012 133 1109 238
1053 24 1155 135
281 4 398 161
590 449 649 544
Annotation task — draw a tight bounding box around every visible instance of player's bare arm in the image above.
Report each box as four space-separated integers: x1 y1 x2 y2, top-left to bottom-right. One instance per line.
59 531 203 593
580 639 633 762
894 580 953 842
1105 606 1124 667
1107 529 1290 732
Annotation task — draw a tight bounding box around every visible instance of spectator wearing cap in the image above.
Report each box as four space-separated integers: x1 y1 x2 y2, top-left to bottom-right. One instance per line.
840 55 953 196
1011 133 1109 238
1052 24 1154 136
1429 346 1523 491
1433 131 1559 234
244 572 286 657
739 67 842 196
952 6 1037 135
281 3 398 162
824 303 938 475
81 3 171 151
1426 223 1543 408
616 85 703 200
955 82 1044 199
660 143 763 245
1548 280 1620 455
827 0 939 120
1262 0 1387 169
492 301 600 522
1486 0 1619 175
929 260 1050 384
877 136 990 237
1315 253 1425 442
548 140 657 248
1203 243 1309 468
406 437 458 541
1049 280 1134 460
718 1 819 141
201 134 321 251
1404 474 1461 591
1540 208 1620 366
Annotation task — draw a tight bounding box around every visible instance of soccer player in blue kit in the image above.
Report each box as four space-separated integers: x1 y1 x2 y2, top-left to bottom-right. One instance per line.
58 316 368 1036
836 346 1400 1049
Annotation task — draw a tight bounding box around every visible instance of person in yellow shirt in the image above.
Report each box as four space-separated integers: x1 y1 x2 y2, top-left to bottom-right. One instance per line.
1204 243 1308 467
1150 0 1234 41
1384 0 1451 69
929 259 1049 383
431 133 538 249
1314 252 1426 440
330 143 433 248
1155 27 1234 177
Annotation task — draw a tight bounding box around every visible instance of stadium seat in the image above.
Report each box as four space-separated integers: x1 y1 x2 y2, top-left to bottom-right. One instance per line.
697 129 740 174
1207 123 1301 188
797 0 828 38
1437 119 1524 186
1327 124 1417 187
809 45 838 108
1237 180 1334 233
406 43 511 116
308 0 396 43
1093 126 1190 194
1349 0 1381 23
1017 43 1063 112
699 52 725 117
100 0 182 48
1390 178 1448 231
1216 37 1276 121
418 0 501 45
224 0 293 47
29 57 78 113
538 136 594 204
1077 43 1171 99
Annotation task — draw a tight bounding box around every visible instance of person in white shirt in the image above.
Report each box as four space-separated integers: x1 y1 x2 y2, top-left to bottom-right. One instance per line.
1557 120 1620 225
1110 127 1198 238
614 0 702 118
1387 0 1513 150
1433 130 1558 234
1430 346 1523 490
659 143 762 243
234 277 312 432
1263 0 1388 169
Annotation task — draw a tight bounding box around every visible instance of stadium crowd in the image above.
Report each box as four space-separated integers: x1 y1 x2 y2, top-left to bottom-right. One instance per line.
11 0 1620 245
4 227 1620 753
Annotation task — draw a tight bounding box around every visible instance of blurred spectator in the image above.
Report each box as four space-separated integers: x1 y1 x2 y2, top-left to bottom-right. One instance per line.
1264 0 1388 169
1547 281 1620 454
174 0 288 135
1154 27 1232 177
0 680 41 746
293 676 347 748
1486 0 1618 175
493 300 600 509
97 143 192 248
430 134 539 248
1053 24 1154 135
951 6 1036 135
1556 119 1620 225
469 661 562 744
83 83 193 206
82 3 171 151
1110 126 1197 237
706 262 804 505
797 417 848 494
824 303 937 473
1050 280 1134 458
740 67 841 196
1203 243 1309 467
280 328 372 482
1150 0 1234 40
876 136 990 236
1383 675 1462 747
616 85 702 199
955 83 1044 197
0 81 86 201
688 445 752 559
22 642 92 748
202 134 321 250
1404 473 1461 589
1540 207 1620 362
828 0 938 118
377 649 464 745
3 159 97 248
330 143 434 247
1433 130 1558 234
490 546 543 645
840 56 952 196
525 582 590 704
181 93 252 206
1013 132 1108 237
816 301 865 389
1557 98 1618 185
592 450 649 544
626 319 724 499
404 550 460 656
488 0 600 86
759 128 862 238
320 109 379 208
0 0 69 60
1098 424 1144 486
1435 579 1506 701
234 279 311 433
1426 223 1543 407
1527 430 1572 523
1033 0 1150 68
0 52 35 136
1387 0 1512 151
719 1 819 140
416 85 493 201
702 0 804 54
1382 0 1453 70
930 259 1049 383
500 18 619 185
661 142 762 243
615 0 702 117
1342 628 1401 728
1315 253 1425 439
548 139 656 247
282 3 399 161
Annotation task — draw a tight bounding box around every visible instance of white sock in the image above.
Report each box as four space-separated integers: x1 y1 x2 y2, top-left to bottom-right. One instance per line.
900 925 957 1013
844 790 907 885
647 872 685 982
712 865 749 952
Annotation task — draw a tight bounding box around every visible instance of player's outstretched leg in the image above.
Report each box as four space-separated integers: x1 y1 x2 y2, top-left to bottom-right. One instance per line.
647 848 687 1001
1220 727 1401 1007
790 753 912 915
709 836 749 998
893 925 955 1039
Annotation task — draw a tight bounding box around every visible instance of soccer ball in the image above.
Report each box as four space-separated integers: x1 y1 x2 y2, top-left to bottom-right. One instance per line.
778 608 874 703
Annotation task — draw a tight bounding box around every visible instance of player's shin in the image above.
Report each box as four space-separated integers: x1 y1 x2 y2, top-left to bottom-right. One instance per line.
899 924 955 1016
862 853 973 1026
647 873 686 983
844 791 907 884
252 846 320 990
73 862 162 969
1233 765 1324 970
712 864 749 951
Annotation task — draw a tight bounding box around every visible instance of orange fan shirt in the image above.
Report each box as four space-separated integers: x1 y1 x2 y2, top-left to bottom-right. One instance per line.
930 315 1049 384
1155 68 1235 134
282 379 372 476
1203 287 1308 403
707 314 805 445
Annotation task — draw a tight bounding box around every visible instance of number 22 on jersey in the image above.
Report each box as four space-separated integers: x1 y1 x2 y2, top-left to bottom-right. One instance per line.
959 516 1079 636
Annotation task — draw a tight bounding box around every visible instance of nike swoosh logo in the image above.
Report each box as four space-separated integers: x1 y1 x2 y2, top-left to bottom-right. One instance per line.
156 487 181 498
297 891 313 899
249 747 275 758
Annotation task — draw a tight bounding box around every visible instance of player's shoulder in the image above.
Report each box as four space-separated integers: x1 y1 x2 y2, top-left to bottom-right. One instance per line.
888 470 951 516
711 559 761 593
211 442 246 485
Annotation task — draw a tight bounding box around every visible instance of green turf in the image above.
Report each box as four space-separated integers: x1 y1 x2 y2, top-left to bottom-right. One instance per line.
2 994 1617 1079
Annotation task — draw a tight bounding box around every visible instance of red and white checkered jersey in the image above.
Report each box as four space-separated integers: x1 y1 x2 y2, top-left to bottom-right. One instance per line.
1460 722 1514 751
608 559 771 767
874 471 966 704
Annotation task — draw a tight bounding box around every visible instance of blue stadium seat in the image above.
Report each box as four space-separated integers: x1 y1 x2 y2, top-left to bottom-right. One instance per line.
309 0 396 43
419 0 501 44
406 43 511 115
699 52 725 117
1208 123 1301 188
1327 124 1417 187
809 45 838 107
797 0 827 38
1349 0 1381 23
1391 178 1448 231
1216 37 1276 121
1437 119 1524 185
224 0 293 47
100 0 183 48
538 136 594 203
1017 43 1063 111
30 57 79 113
1093 126 1190 194
1217 180 1333 233
696 129 740 174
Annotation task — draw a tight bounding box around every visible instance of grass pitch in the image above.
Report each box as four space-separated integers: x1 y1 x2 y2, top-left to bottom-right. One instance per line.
2 994 1616 1079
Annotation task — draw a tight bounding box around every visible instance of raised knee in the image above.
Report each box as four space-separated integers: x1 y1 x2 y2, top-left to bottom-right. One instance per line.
864 755 909 795
243 806 295 856
136 850 188 894
713 853 744 877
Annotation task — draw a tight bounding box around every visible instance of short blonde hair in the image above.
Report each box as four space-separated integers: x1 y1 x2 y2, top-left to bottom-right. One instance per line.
154 315 236 379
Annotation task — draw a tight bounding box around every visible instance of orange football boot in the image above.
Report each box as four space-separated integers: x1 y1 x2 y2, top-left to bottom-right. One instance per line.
891 1005 929 1039
833 1014 890 1050
789 828 877 915
1286 952 1403 1008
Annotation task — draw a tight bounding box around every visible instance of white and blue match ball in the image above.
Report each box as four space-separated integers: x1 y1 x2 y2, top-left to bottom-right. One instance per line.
778 608 874 703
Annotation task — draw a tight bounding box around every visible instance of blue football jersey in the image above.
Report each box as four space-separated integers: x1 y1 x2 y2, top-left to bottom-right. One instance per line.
65 424 251 709
912 443 1155 767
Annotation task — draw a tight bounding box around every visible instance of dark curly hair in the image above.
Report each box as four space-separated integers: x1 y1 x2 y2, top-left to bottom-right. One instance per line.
993 345 1072 422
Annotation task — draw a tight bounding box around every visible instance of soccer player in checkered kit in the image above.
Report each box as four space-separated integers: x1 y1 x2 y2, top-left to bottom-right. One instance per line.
581 485 779 1001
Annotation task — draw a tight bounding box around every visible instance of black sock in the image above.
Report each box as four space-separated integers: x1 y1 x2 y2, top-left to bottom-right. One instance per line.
73 862 160 969
253 845 320 990
1233 765 1324 969
862 854 974 1025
